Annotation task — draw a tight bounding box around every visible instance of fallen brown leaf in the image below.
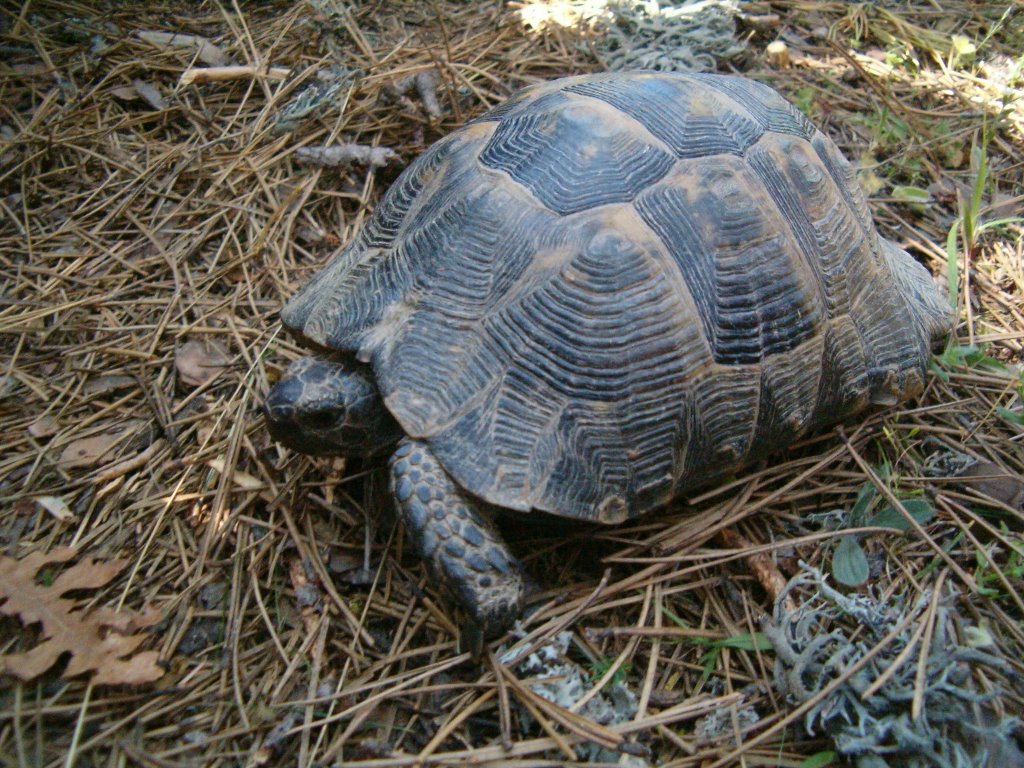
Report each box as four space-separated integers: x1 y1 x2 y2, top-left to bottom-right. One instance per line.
28 415 60 438
0 548 163 684
57 420 146 471
59 433 121 470
955 461 1024 511
83 374 136 396
131 79 166 110
175 339 229 388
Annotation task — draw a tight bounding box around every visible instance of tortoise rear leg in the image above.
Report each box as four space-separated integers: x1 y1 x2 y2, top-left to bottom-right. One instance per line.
389 439 525 654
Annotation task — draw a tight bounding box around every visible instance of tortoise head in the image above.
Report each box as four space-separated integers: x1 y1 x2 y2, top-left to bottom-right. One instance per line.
263 357 403 457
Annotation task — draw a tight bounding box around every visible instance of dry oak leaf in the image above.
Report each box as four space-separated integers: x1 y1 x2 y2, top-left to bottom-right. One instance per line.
0 547 163 685
57 420 147 471
175 339 229 388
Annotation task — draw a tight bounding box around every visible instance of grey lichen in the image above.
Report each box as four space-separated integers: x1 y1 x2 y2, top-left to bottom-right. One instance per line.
763 565 1022 768
501 630 642 764
593 0 744 73
272 66 361 135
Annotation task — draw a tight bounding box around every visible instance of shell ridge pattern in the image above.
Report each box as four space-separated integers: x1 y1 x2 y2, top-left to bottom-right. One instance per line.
283 71 946 521
808 133 882 265
477 89 677 216
565 74 766 159
687 72 817 140
453 209 709 516
374 171 568 437
634 156 823 366
557 89 682 159
284 130 477 348
743 136 834 315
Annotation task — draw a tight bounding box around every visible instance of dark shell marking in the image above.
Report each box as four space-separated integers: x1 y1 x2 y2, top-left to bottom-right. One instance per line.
283 72 952 524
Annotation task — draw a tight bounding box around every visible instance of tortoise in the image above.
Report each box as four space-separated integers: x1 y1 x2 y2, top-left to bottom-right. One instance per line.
264 71 952 647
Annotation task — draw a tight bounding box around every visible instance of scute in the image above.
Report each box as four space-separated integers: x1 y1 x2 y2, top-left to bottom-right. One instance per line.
566 74 765 157
634 151 825 364
283 71 951 522
479 90 676 215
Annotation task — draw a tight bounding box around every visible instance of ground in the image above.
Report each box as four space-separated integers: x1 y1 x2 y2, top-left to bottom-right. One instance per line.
0 2 1022 767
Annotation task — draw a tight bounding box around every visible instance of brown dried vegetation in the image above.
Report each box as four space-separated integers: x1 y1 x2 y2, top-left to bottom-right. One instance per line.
0 1 1021 766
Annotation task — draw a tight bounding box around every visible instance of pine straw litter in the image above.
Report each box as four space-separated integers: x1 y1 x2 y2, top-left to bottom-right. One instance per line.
0 1 1022 766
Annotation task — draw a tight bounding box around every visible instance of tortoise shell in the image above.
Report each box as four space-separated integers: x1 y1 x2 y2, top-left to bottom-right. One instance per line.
281 72 951 523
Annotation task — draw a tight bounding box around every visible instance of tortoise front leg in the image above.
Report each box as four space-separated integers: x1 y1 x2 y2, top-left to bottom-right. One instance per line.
389 439 525 653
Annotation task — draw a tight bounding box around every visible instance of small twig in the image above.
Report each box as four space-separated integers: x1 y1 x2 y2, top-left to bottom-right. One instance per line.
716 527 796 613
488 649 514 750
94 438 167 488
179 65 290 86
912 570 947 721
294 144 398 170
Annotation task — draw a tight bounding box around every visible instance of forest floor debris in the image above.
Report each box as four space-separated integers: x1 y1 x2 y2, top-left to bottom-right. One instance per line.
0 1 1022 765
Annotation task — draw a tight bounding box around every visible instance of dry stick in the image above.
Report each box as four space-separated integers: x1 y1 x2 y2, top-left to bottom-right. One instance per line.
716 527 795 613
294 144 398 169
912 571 948 721
488 649 515 750
92 438 167 489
